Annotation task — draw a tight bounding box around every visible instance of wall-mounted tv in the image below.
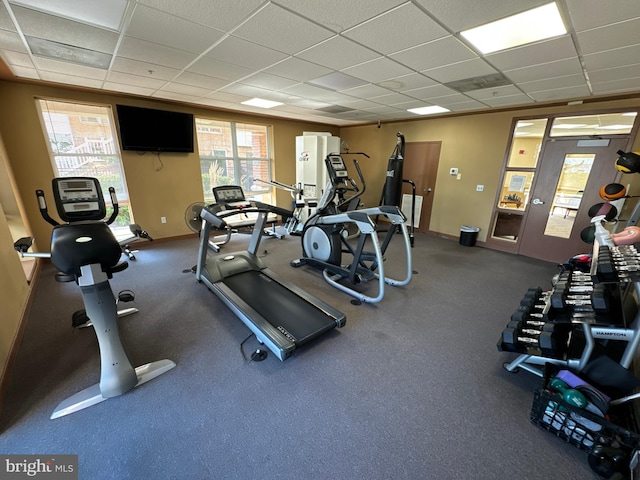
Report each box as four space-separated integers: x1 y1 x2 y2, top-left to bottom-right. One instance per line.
116 104 194 153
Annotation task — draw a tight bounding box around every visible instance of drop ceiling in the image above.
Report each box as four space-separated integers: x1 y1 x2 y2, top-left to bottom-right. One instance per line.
0 0 639 126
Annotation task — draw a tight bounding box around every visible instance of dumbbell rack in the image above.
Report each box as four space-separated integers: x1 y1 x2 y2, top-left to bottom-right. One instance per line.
499 240 640 377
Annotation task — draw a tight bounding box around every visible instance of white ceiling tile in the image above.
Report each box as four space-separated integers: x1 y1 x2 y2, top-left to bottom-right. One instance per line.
564 0 640 31
576 18 640 54
220 83 276 98
378 73 437 91
446 100 490 112
422 92 474 106
12 6 118 53
1 50 33 68
404 84 459 101
286 98 333 109
125 4 225 54
103 81 156 97
505 58 584 83
281 83 334 99
233 3 333 55
270 0 406 33
0 3 17 31
465 85 524 100
477 93 534 107
206 35 288 70
518 74 588 94
0 30 27 53
263 57 333 82
173 71 230 91
118 37 197 70
338 98 382 110
187 57 253 82
10 0 127 30
39 71 104 87
296 36 379 71
591 77 640 95
136 0 265 31
422 58 496 83
160 82 212 97
390 36 476 72
342 57 412 83
341 83 392 98
10 64 38 78
239 72 299 90
582 44 640 71
34 56 107 79
369 92 417 105
311 91 359 104
589 64 640 83
486 35 577 71
151 90 201 103
205 91 251 104
106 70 167 89
527 85 591 102
343 3 448 55
111 57 179 81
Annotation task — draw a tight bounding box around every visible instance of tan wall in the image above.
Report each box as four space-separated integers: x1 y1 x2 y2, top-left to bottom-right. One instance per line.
340 98 640 242
0 80 338 249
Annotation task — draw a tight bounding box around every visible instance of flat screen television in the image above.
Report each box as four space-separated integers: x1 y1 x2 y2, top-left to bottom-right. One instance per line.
116 104 194 153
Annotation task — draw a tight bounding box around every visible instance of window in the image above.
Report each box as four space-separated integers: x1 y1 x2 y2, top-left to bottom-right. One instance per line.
195 118 272 203
36 99 132 238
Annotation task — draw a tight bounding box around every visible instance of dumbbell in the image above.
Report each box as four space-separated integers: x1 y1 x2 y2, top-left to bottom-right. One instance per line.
501 326 557 350
548 377 588 409
507 319 553 332
511 306 546 322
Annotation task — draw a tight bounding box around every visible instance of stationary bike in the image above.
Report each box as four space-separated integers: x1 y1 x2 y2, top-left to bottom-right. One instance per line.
291 154 412 304
15 177 175 419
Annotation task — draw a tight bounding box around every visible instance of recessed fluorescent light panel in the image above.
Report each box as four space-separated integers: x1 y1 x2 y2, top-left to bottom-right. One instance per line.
461 2 566 54
10 0 127 30
26 36 112 69
407 106 450 115
241 98 283 108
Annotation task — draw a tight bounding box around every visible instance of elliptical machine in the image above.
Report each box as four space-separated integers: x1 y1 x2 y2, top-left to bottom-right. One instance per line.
291 154 412 304
15 177 175 419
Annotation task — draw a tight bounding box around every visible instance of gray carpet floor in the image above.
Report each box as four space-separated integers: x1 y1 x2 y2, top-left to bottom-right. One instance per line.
0 231 605 479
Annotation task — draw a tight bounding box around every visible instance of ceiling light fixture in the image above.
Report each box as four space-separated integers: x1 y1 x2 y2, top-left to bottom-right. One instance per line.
241 98 283 109
407 106 450 116
460 2 566 54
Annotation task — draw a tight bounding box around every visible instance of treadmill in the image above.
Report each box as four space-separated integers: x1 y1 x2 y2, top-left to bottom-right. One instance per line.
195 186 346 361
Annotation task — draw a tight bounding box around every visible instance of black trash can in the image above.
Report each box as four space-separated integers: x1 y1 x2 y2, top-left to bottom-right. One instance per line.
459 225 479 246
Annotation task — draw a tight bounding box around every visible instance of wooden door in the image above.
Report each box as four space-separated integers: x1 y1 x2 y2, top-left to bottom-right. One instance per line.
518 138 628 263
402 142 441 233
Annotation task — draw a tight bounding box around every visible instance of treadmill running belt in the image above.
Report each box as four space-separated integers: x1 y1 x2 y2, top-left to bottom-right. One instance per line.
222 270 336 344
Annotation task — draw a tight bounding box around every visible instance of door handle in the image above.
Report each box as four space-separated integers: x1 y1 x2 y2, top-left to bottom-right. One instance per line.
424 188 432 193
532 198 545 205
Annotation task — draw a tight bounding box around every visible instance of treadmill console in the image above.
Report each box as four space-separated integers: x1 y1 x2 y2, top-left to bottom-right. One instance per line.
213 185 250 208
52 177 106 222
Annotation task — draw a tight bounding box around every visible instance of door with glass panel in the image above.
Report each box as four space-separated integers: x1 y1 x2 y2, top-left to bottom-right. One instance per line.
517 138 628 263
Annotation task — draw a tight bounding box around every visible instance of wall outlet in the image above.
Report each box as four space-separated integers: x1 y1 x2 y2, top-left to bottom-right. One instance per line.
449 167 458 175
161 216 167 224
456 173 462 180
476 185 484 192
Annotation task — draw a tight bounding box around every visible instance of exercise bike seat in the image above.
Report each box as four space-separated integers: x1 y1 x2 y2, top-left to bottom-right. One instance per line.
50 222 123 277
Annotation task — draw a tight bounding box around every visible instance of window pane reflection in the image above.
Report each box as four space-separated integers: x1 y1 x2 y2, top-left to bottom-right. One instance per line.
498 171 535 211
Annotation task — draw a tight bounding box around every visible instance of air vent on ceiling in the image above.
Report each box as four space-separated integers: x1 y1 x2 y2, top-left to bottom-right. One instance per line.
316 105 355 114
444 73 511 93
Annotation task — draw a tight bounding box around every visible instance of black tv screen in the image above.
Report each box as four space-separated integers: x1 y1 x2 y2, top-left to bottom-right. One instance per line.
116 104 194 152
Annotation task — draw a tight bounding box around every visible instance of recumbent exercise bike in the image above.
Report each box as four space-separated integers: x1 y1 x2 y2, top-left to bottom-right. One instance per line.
15 177 175 419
